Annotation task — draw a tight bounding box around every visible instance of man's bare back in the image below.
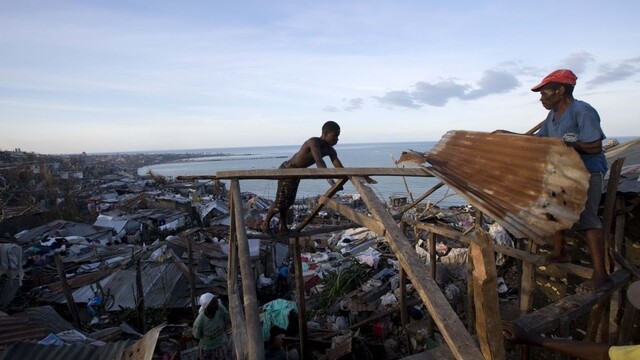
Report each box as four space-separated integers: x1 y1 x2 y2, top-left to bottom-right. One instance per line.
288 136 342 169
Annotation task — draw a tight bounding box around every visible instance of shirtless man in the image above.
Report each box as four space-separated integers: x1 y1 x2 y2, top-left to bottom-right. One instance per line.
261 121 345 234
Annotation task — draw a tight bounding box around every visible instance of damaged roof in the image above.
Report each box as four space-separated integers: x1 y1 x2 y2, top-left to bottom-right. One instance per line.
423 131 590 243
44 262 191 310
14 220 113 244
0 340 136 360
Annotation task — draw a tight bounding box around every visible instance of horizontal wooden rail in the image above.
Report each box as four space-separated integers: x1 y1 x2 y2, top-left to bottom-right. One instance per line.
215 167 433 179
404 219 550 266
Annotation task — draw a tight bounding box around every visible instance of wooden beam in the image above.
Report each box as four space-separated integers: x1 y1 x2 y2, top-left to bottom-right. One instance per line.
321 196 386 235
227 193 248 360
513 270 631 334
296 178 349 232
350 176 483 360
520 241 538 316
187 238 197 319
404 220 549 266
230 180 264 359
544 262 593 280
250 224 357 241
470 230 505 360
54 253 81 328
136 257 146 333
400 266 411 354
291 235 309 358
216 167 434 179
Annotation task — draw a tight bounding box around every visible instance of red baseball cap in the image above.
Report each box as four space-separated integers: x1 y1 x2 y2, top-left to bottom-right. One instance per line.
531 69 577 92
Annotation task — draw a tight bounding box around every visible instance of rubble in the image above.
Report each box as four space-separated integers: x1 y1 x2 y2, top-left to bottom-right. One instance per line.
0 138 639 359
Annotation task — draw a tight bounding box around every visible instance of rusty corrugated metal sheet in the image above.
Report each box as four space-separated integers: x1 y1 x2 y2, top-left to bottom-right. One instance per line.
0 316 46 346
0 306 77 346
425 131 590 243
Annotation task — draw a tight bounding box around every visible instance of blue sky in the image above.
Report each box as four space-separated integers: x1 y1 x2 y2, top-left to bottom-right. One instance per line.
1 1 639 154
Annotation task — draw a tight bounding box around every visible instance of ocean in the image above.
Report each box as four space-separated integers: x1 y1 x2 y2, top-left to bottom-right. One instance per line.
137 141 468 207
137 135 639 207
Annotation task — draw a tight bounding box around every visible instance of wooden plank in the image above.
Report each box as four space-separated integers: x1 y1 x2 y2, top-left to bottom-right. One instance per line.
292 235 309 358
250 223 358 241
54 253 81 328
296 178 349 232
520 241 538 316
216 167 434 179
617 300 638 345
400 266 411 354
321 196 386 235
136 258 146 333
405 220 548 266
350 176 483 360
230 180 265 359
187 238 197 319
396 182 444 216
513 270 631 334
545 262 593 280
470 230 505 360
227 194 248 360
427 232 436 336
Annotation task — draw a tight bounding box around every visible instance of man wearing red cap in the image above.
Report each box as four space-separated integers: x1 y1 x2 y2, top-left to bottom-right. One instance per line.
531 69 612 293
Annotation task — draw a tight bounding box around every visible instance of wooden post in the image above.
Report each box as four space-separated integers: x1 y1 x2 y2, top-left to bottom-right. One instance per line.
470 229 506 360
227 193 248 360
586 300 607 342
617 300 638 345
399 222 411 352
520 240 538 316
351 176 483 359
54 253 81 328
230 180 264 359
295 178 348 232
136 257 146 333
400 265 412 354
292 235 309 359
428 231 436 337
187 237 198 319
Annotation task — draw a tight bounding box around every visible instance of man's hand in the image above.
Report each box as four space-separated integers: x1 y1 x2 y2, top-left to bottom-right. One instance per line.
502 321 543 347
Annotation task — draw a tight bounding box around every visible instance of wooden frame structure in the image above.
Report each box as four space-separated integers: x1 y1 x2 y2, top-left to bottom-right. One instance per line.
216 163 634 360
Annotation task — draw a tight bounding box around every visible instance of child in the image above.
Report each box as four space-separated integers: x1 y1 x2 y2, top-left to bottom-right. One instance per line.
261 121 344 234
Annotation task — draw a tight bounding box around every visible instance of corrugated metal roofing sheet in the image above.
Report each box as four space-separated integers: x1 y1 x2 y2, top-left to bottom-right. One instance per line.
48 262 191 309
0 306 75 346
0 316 46 346
0 340 135 360
425 131 590 243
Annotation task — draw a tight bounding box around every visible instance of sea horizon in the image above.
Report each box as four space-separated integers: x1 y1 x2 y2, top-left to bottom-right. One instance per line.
138 140 465 206
136 136 639 207
90 134 639 156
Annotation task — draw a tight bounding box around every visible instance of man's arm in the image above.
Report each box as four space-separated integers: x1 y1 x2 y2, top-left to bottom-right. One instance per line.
503 322 610 360
565 139 603 155
307 138 330 168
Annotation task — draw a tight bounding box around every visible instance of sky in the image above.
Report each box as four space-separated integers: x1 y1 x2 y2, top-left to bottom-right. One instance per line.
1 1 639 154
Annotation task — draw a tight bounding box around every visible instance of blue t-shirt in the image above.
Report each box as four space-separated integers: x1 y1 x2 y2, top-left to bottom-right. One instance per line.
536 100 607 173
